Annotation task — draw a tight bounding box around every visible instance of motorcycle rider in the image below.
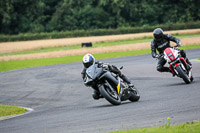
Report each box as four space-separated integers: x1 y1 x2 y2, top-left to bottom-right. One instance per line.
81 53 134 100
151 28 192 75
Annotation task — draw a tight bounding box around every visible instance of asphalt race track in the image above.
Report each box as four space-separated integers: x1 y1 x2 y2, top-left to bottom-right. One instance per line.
0 49 200 133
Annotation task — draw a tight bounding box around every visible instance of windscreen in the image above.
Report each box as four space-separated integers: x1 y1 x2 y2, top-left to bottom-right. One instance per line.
86 64 96 79
86 64 103 80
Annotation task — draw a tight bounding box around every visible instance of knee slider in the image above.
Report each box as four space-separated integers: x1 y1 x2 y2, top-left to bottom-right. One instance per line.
180 50 186 58
157 66 162 72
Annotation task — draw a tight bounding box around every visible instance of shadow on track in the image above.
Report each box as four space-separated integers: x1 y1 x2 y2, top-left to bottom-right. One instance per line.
166 82 190 86
165 76 200 87
88 101 136 109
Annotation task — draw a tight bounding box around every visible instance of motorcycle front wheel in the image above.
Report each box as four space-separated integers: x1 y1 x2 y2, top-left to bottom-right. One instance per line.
99 85 121 105
175 65 190 84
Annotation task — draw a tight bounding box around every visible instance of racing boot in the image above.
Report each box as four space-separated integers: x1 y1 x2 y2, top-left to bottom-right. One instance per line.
168 69 175 77
92 90 103 100
172 73 176 77
92 90 100 100
120 74 134 88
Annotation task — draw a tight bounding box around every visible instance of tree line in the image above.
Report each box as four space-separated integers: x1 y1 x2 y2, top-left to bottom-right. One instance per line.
0 0 200 34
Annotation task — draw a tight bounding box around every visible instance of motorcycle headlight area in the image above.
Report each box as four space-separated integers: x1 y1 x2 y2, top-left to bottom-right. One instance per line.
170 57 180 65
168 53 173 59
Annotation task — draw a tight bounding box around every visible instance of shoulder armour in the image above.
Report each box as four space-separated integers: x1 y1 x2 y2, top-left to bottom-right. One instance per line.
164 33 172 38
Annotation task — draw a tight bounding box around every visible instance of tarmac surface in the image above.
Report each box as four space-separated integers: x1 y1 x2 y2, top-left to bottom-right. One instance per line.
0 49 200 133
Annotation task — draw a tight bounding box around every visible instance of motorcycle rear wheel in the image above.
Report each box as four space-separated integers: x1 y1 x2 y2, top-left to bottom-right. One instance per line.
176 65 190 84
129 87 140 102
99 85 121 105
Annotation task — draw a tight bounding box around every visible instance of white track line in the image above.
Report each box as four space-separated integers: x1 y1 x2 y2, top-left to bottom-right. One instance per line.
191 58 200 62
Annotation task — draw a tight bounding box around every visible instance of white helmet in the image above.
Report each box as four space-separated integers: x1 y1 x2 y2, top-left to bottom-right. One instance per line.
82 54 95 68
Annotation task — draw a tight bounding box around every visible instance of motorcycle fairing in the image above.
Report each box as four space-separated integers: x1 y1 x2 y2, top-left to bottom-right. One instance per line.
86 64 103 80
116 78 121 94
99 71 121 89
173 57 188 70
164 48 176 61
99 73 122 98
85 63 124 99
85 64 102 86
179 57 188 66
169 64 175 74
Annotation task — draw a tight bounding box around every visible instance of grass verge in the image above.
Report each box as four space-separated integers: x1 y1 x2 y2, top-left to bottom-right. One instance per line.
110 121 200 133
0 104 27 118
0 45 200 72
0 49 150 72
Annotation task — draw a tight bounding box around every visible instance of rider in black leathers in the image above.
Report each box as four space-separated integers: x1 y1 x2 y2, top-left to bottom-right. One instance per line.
81 54 133 100
151 28 192 74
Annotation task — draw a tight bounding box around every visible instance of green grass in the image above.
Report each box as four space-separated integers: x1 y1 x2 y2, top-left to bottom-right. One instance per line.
0 49 150 72
173 32 200 38
0 104 27 118
1 33 200 57
0 55 83 72
110 121 200 133
179 44 200 50
0 44 200 72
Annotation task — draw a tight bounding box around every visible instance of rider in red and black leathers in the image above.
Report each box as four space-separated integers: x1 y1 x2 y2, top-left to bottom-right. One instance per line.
151 28 192 73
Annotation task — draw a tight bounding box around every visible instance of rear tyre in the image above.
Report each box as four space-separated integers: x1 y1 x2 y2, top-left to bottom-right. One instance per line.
175 65 190 84
129 87 140 102
99 85 121 105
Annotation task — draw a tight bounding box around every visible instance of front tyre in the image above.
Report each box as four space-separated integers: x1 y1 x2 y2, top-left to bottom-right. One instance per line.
99 85 121 105
175 65 190 84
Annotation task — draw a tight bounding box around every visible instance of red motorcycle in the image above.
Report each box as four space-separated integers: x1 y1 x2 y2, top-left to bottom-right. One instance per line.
163 47 193 84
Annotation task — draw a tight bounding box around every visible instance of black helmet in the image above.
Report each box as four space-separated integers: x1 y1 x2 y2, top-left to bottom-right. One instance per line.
153 28 163 41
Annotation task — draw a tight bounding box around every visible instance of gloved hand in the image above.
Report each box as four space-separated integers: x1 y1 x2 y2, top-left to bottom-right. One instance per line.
102 63 109 69
173 46 179 50
155 54 163 59
176 41 181 47
155 54 160 59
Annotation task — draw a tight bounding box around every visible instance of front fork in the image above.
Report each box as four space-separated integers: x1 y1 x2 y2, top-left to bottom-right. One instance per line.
169 57 189 76
103 80 122 99
104 79 130 101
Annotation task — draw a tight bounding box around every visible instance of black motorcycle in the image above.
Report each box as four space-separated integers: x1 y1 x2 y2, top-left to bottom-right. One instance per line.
84 64 140 105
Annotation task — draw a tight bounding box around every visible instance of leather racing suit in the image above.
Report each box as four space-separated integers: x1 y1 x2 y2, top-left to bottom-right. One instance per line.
151 34 191 72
